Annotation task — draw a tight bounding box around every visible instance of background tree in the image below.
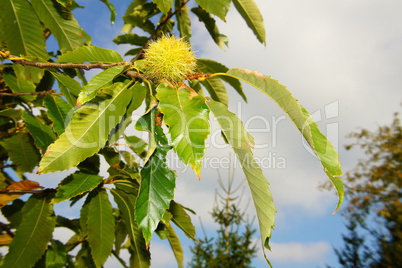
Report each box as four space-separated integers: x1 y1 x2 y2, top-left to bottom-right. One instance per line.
0 0 343 267
189 169 258 268
324 111 402 268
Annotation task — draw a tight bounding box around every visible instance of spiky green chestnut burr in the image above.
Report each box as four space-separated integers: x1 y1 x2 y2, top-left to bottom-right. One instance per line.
142 35 197 83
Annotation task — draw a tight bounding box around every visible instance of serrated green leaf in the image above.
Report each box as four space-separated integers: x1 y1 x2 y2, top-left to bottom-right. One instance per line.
233 0 266 45
79 197 90 235
2 72 36 102
0 0 48 59
99 0 117 24
74 241 96 267
197 59 246 102
0 132 41 173
87 188 115 268
13 64 45 84
124 48 143 56
135 109 176 244
225 68 344 211
165 224 183 268
0 108 22 122
113 33 149 46
22 112 57 152
127 82 147 114
31 0 84 53
38 81 133 174
55 215 80 234
77 154 101 175
1 199 25 229
194 0 230 21
176 0 191 40
44 95 73 135
53 173 103 203
111 187 151 268
3 195 56 268
51 72 82 105
46 240 67 268
107 82 146 145
114 219 127 255
169 200 196 240
153 0 173 14
121 1 157 34
191 7 228 49
56 45 123 63
107 82 146 146
156 83 210 176
77 65 128 105
125 135 147 157
207 99 275 254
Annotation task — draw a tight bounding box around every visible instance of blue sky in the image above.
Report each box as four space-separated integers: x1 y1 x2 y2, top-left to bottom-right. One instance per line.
3 0 402 267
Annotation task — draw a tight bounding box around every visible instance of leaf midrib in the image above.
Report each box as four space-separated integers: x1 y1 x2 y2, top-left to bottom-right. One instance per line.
43 82 131 171
37 0 75 51
111 189 145 266
9 0 28 55
12 198 47 266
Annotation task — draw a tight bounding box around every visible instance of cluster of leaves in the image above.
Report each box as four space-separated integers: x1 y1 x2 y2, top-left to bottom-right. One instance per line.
189 174 258 268
325 111 402 268
0 0 343 267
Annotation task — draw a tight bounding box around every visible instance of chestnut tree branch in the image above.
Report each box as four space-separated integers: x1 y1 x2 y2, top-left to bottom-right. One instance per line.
0 90 57 96
9 56 130 70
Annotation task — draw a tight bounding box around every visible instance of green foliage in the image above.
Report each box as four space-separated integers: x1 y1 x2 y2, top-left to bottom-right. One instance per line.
30 0 84 53
53 173 103 203
2 195 55 268
0 0 343 267
232 0 266 45
156 83 210 176
325 111 402 268
38 81 134 173
0 0 48 59
136 109 176 244
87 188 115 268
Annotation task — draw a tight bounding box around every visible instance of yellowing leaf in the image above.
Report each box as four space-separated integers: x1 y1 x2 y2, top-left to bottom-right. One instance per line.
0 180 43 208
0 234 13 245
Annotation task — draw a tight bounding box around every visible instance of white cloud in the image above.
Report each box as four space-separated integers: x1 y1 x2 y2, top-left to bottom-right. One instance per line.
149 241 178 268
52 227 75 243
263 241 331 264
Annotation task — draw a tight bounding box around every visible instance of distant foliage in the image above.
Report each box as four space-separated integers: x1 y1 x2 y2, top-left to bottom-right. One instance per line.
0 0 343 267
325 111 402 268
189 175 258 268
